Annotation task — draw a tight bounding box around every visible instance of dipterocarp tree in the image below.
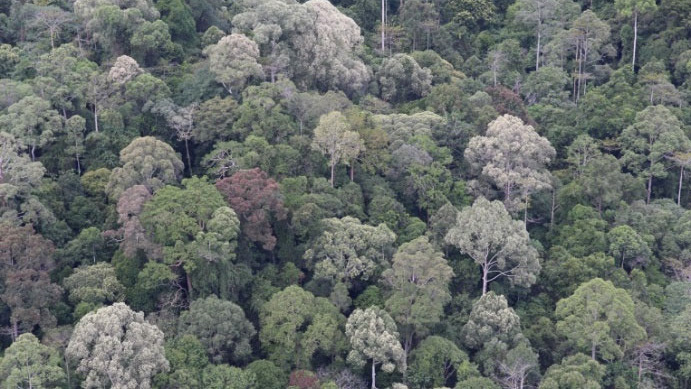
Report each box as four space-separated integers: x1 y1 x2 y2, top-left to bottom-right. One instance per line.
0 333 66 389
204 33 263 95
465 114 555 214
345 307 406 389
445 197 541 295
311 111 365 186
66 303 169 389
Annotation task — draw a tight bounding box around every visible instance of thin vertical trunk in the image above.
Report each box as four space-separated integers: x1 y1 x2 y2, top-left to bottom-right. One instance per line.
647 173 653 204
186 272 193 300
184 138 192 177
350 163 354 181
12 320 18 341
482 262 489 295
371 360 377 389
632 11 638 67
31 144 36 161
381 0 386 53
591 342 596 360
536 28 541 70
330 161 335 187
678 165 684 206
550 188 556 231
93 106 99 133
76 152 81 175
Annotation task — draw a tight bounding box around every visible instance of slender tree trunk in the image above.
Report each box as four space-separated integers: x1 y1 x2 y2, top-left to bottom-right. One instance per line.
184 138 192 177
371 360 377 389
381 0 386 53
12 320 18 341
186 272 193 300
632 11 638 67
31 144 36 161
550 188 556 231
76 152 81 175
647 173 653 204
591 342 596 360
350 163 354 182
330 161 335 187
678 165 684 206
482 262 489 295
94 105 99 133
536 28 541 70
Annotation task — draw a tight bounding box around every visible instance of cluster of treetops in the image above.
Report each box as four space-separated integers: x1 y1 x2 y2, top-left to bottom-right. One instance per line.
1 0 691 387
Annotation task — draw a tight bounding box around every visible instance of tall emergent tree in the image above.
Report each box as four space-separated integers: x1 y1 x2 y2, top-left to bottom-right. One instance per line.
66 303 169 389
445 197 541 295
615 0 656 67
311 111 365 186
346 307 406 389
465 114 555 213
555 278 645 361
620 105 690 204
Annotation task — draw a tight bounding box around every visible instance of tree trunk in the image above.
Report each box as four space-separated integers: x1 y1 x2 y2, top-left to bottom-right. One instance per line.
350 163 354 182
536 29 541 70
184 138 192 177
76 152 81 175
482 262 489 295
591 341 596 360
632 11 638 67
330 161 335 187
31 144 36 161
94 105 99 133
678 165 684 206
647 173 653 204
381 0 386 53
186 272 193 300
12 319 18 341
371 360 377 389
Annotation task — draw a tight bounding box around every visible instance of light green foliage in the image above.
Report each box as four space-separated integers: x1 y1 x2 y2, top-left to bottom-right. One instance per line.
345 307 406 388
178 295 255 363
63 262 125 306
66 303 169 389
382 236 453 353
539 353 605 389
377 53 432 103
462 292 524 363
620 105 690 203
204 33 263 94
465 114 555 212
607 224 651 269
311 111 365 187
0 95 62 160
305 216 396 287
259 285 346 369
246 359 288 389
105 136 184 199
407 336 467 389
445 197 540 294
0 333 66 389
555 278 645 361
200 364 256 389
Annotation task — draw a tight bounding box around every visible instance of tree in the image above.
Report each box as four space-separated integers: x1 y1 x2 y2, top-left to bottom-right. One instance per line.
615 0 656 67
0 224 62 340
215 168 287 250
259 285 346 369
555 278 645 361
539 353 605 389
0 95 62 161
311 111 365 187
65 115 86 174
178 295 255 363
465 114 555 213
620 105 690 204
607 225 651 269
105 136 184 199
407 336 467 389
376 54 432 103
66 303 169 389
63 263 125 311
204 33 263 95
345 307 406 389
304 216 396 288
0 333 66 389
140 177 237 299
445 197 540 295
512 0 559 70
569 11 610 101
381 236 454 356
462 292 525 375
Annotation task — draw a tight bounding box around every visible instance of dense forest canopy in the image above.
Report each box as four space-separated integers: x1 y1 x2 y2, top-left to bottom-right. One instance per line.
1 0 691 387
